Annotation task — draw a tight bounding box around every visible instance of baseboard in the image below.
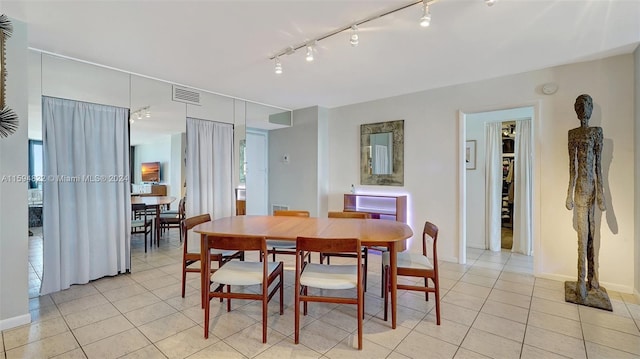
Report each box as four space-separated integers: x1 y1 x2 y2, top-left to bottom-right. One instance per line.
536 272 634 294
0 313 31 331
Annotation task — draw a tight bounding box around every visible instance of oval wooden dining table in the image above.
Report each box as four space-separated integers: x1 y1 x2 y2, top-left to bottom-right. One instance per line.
194 215 413 329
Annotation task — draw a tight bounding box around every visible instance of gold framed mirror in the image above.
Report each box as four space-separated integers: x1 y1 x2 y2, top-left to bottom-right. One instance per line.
360 119 404 186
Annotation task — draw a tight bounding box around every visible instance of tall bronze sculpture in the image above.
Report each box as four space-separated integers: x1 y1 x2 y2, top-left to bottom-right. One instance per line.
565 94 611 311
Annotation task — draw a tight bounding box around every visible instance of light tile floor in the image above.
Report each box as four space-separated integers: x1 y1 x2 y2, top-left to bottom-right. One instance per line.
4 229 640 358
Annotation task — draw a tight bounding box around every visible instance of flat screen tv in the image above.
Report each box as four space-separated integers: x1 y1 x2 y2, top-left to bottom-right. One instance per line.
141 162 160 183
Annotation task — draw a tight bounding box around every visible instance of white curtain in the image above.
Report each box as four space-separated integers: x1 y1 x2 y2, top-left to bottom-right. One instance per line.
185 118 234 220
41 97 130 295
485 122 502 251
512 120 533 255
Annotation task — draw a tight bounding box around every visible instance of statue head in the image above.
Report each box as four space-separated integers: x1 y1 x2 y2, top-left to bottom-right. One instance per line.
574 94 593 121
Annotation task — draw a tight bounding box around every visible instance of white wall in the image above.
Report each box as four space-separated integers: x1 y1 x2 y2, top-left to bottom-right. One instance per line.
42 54 130 108
328 54 636 292
269 107 322 216
0 18 30 330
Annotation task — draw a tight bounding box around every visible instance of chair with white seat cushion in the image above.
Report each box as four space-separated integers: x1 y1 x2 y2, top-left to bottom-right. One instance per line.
204 234 284 343
383 221 440 324
180 214 244 300
295 236 364 350
320 211 370 291
267 210 310 261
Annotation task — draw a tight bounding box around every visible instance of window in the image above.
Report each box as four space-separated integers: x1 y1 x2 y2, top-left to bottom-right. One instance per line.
29 140 43 189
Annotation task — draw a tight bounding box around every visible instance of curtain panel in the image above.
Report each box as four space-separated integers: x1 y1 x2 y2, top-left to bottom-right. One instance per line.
485 122 503 252
185 118 234 220
41 97 130 294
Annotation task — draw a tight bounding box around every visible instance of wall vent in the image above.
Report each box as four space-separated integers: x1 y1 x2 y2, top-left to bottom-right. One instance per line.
271 204 289 214
172 86 201 105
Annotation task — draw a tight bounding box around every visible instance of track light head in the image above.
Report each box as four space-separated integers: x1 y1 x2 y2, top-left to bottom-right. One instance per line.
274 57 282 74
420 3 431 27
350 25 359 47
305 44 314 62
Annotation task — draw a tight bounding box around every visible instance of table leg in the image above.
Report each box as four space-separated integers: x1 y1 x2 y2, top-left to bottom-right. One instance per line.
389 241 397 329
155 205 161 245
200 233 207 309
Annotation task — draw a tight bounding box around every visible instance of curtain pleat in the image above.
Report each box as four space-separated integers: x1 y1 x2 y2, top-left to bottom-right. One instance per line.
513 120 533 255
41 97 130 295
485 122 502 251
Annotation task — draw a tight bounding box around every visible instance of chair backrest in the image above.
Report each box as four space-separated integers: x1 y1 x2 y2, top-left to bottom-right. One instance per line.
423 221 439 265
178 197 186 219
328 211 370 219
207 234 267 252
274 210 310 217
182 214 211 252
296 236 360 254
132 203 147 220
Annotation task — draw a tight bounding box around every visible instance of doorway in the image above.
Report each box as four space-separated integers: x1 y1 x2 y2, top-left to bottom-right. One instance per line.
461 105 537 264
246 129 269 215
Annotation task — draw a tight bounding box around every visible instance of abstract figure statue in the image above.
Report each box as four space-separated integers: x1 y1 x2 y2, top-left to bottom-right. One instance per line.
565 94 611 311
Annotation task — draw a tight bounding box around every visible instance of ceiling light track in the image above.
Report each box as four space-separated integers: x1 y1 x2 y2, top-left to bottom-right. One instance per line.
269 0 495 73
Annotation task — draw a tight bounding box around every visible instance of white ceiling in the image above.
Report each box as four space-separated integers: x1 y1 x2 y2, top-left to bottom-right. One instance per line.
2 0 639 111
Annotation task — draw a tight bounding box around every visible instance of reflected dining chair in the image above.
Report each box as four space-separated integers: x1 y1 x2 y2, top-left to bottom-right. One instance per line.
295 236 364 350
383 221 441 324
320 211 370 291
131 203 153 252
159 197 185 239
267 210 310 261
204 234 284 342
180 214 245 299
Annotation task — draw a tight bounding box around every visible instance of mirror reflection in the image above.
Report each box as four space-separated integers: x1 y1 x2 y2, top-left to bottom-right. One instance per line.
361 120 404 186
367 132 393 175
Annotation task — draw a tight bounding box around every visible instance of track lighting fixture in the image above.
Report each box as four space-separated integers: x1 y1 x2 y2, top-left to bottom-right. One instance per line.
268 0 495 73
274 57 282 74
420 1 431 27
130 106 150 123
305 44 314 62
350 25 359 47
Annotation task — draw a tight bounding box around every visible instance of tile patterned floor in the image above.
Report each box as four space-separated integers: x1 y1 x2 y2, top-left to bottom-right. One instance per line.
4 229 640 358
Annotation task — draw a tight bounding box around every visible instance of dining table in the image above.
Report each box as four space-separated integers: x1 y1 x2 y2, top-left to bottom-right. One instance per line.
131 196 176 243
194 215 413 329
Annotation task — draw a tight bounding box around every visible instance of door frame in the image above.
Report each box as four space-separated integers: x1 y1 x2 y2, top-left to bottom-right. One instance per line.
458 101 542 274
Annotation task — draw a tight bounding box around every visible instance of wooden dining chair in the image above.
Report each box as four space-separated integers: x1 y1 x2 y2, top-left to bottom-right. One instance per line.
180 214 245 298
295 236 364 350
267 210 310 261
159 197 185 239
204 234 284 343
320 211 370 291
131 203 153 252
382 221 440 325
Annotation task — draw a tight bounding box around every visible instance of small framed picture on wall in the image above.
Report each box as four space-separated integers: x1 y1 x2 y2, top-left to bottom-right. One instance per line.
466 140 476 170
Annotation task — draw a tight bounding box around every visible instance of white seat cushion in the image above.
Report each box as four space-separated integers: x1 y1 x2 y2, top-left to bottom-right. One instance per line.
131 220 148 228
300 263 358 290
266 240 295 249
211 261 279 286
382 251 433 270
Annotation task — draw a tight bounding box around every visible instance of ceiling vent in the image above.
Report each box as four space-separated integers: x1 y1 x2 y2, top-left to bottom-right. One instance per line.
172 86 201 106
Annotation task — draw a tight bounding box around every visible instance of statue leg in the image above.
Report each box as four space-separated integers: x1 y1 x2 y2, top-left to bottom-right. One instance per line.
575 205 588 299
587 204 599 290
